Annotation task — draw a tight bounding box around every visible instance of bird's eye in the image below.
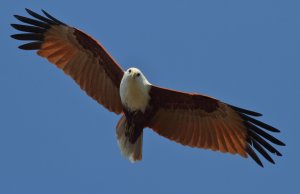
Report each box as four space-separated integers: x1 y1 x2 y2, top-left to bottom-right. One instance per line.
137 73 140 77
128 69 132 73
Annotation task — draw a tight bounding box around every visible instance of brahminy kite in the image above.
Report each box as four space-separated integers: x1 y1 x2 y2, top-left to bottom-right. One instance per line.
11 9 285 167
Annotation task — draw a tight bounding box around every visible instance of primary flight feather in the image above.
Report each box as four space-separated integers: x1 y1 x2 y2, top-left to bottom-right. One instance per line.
11 9 285 167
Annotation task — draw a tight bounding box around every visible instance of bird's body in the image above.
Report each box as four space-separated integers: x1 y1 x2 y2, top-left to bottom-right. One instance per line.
118 68 153 160
11 9 285 167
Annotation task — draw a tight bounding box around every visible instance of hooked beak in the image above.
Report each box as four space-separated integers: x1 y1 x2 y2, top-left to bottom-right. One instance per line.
132 72 139 79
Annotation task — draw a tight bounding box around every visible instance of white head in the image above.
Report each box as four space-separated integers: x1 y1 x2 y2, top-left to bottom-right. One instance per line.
120 67 151 112
123 67 151 86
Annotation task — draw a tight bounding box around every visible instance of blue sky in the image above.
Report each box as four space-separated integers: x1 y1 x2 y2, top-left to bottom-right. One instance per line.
1 0 299 193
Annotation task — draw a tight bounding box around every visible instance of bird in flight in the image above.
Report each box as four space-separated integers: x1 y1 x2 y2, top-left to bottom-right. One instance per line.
11 9 285 167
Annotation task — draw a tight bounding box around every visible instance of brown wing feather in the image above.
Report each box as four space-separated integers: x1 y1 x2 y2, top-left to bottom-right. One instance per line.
148 85 285 167
11 9 123 114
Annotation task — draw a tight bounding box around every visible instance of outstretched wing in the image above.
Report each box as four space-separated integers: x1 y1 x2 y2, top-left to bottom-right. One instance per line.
11 9 124 114
148 85 285 167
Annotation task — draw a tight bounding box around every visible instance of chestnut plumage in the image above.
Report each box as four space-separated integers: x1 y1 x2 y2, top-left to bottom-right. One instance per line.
11 9 285 167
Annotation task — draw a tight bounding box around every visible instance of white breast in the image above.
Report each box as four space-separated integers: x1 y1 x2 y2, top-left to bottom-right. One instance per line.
120 72 151 112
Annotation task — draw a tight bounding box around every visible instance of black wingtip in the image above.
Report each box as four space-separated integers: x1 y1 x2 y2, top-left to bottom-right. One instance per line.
227 104 263 117
246 146 264 167
276 152 282 157
18 42 42 50
241 113 280 133
14 14 21 19
10 34 19 40
250 136 275 164
25 8 35 16
41 9 65 25
246 122 285 146
18 45 26 50
10 33 43 41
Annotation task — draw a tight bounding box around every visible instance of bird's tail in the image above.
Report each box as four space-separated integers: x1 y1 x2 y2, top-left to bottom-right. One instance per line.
116 115 143 162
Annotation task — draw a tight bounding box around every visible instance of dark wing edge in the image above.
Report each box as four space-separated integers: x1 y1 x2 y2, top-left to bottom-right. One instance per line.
11 8 124 114
234 109 285 167
11 8 64 50
149 85 285 167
